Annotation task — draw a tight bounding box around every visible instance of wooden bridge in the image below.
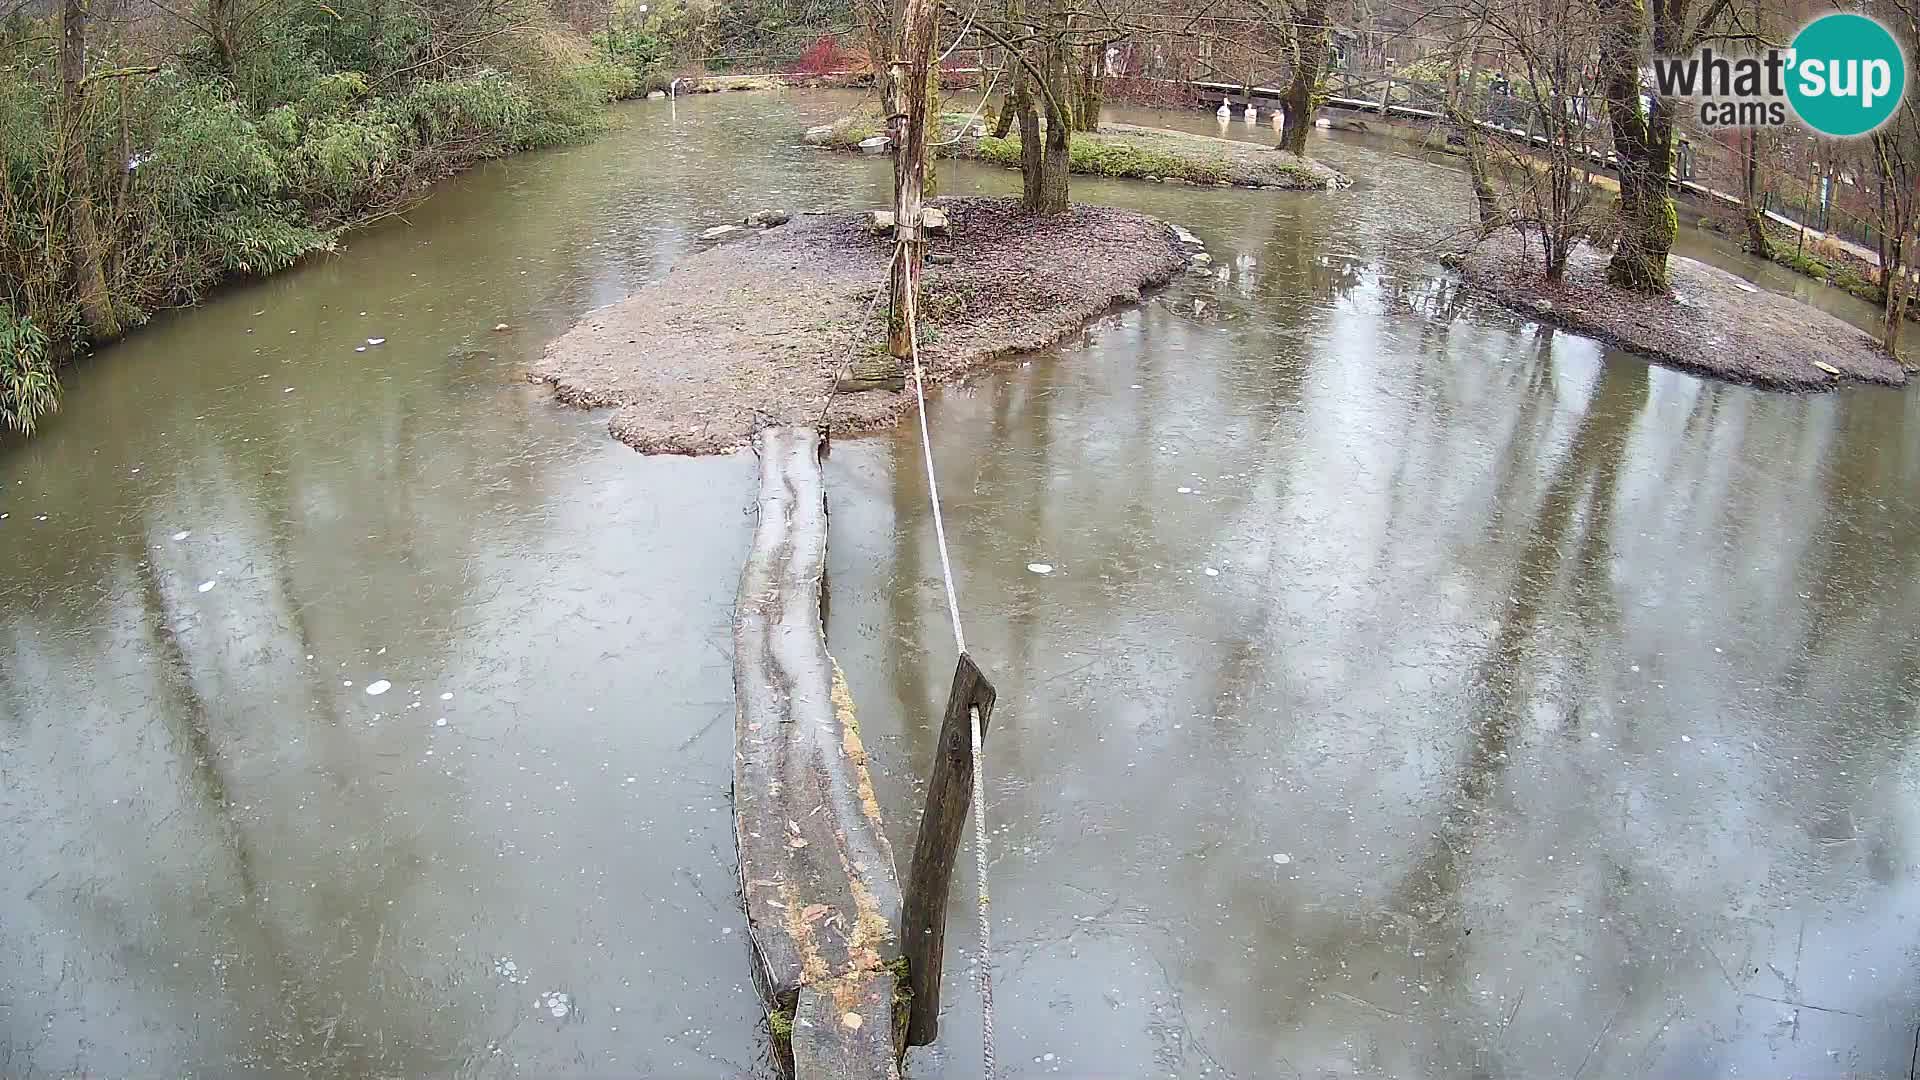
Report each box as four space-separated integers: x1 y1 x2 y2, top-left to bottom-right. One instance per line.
1185 71 1884 264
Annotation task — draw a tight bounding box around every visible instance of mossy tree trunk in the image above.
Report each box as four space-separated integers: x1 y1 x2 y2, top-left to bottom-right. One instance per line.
207 0 237 67
1453 54 1501 232
1006 0 1047 210
975 0 1072 212
1598 0 1676 293
1873 118 1920 362
1885 225 1910 358
1741 129 1771 258
1278 0 1331 156
990 65 1014 137
1070 41 1104 132
1032 34 1071 213
60 0 119 342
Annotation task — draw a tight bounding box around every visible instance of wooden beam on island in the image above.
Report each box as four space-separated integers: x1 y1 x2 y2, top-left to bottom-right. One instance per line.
733 426 903 1079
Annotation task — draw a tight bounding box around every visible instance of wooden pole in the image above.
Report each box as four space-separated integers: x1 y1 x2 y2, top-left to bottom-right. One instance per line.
900 652 997 1047
886 0 940 373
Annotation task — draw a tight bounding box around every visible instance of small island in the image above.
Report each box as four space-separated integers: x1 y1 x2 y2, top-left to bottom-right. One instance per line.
1458 230 1907 391
806 114 1349 191
533 197 1197 454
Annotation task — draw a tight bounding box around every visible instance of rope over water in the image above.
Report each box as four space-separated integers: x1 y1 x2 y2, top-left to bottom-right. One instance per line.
822 223 995 1075
904 245 996 1079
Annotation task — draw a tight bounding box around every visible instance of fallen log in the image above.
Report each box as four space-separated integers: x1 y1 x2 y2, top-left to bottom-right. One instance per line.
733 426 904 1078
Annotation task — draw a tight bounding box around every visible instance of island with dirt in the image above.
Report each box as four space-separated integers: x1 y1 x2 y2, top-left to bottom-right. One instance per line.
532 197 1194 454
1457 230 1909 391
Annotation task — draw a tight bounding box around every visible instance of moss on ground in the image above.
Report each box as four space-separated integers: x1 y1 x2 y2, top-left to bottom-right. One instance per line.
976 133 1233 184
1698 214 1897 308
887 955 912 1052
809 115 1344 190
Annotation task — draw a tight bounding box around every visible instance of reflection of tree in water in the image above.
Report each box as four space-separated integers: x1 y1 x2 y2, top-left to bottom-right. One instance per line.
127 547 399 1077
1173 345 1651 1071
0 361 563 1072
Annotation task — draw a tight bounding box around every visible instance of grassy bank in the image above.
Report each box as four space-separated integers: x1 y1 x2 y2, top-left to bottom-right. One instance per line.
1694 214 1905 310
0 0 717 435
807 114 1347 190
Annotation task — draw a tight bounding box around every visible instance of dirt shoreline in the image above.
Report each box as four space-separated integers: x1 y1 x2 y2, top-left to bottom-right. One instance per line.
532 197 1189 454
1458 231 1908 391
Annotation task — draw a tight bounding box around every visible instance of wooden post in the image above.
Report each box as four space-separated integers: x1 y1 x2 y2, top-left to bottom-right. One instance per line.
900 652 997 1047
839 0 936 393
1378 75 1392 115
886 0 940 372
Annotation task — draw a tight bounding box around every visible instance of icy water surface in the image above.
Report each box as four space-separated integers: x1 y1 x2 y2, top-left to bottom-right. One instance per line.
4 90 1918 1078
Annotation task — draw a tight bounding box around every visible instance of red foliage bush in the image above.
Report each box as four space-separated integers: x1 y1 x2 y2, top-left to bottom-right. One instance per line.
791 34 853 75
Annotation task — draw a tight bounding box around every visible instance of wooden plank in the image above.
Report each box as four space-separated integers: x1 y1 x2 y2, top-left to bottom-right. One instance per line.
733 426 902 1078
795 975 902 1080
899 652 997 1046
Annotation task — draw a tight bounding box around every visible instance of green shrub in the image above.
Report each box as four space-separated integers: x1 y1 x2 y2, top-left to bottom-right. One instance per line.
0 0 664 436
0 306 56 436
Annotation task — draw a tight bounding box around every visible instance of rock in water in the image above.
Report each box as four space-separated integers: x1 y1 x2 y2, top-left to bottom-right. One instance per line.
646 89 666 100
802 124 835 145
744 210 792 228
701 224 745 241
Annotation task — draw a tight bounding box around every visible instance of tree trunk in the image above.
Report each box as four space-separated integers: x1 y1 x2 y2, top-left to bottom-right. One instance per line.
1070 42 1103 132
60 0 118 342
1278 0 1331 155
861 0 896 107
884 0 937 378
1031 37 1070 213
208 0 236 68
1455 55 1500 231
1741 129 1771 258
1597 0 1674 293
1885 225 1908 358
368 0 386 76
989 67 1014 137
842 0 935 391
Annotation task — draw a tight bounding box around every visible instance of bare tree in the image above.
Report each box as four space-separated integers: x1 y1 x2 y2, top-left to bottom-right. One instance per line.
1435 0 1607 281
59 0 120 339
1869 0 1919 360
1740 128 1771 258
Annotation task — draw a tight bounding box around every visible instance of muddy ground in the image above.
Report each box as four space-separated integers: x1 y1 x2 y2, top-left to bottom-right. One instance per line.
1459 230 1909 390
532 197 1189 454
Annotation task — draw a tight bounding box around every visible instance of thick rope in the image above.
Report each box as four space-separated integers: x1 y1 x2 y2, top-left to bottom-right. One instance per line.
904 254 994 1079
904 273 967 656
967 701 993 1078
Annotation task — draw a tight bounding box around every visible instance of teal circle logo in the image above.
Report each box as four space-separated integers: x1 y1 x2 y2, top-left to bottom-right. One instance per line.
1787 13 1906 137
